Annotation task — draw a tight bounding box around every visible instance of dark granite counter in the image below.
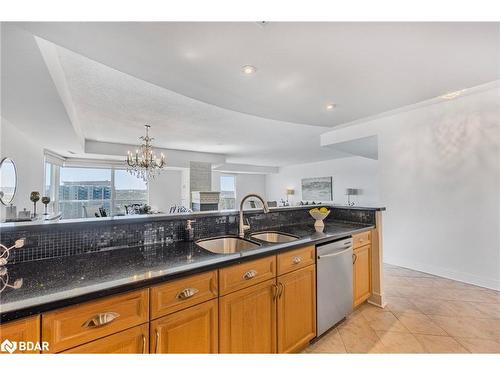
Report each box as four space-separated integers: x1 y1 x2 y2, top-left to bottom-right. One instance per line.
0 221 373 322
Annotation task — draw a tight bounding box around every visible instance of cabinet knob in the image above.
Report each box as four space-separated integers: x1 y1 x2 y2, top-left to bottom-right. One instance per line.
82 312 120 328
242 269 258 280
176 287 199 300
352 253 358 264
292 256 302 265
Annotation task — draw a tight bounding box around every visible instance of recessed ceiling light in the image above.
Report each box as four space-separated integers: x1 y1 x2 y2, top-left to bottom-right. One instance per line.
326 103 336 111
440 89 467 100
242 65 257 75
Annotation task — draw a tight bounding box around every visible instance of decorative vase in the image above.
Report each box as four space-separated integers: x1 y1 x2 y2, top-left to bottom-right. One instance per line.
30 191 40 218
309 209 330 232
42 196 51 216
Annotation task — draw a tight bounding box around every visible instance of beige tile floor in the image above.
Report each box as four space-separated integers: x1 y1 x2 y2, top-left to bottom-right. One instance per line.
304 263 500 353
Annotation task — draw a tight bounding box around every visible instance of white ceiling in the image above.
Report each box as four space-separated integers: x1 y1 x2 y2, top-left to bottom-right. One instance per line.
2 22 499 168
39 40 350 166
15 22 500 127
0 24 83 153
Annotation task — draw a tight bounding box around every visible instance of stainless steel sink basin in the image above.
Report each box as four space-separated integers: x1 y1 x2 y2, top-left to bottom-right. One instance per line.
196 236 261 254
249 231 300 243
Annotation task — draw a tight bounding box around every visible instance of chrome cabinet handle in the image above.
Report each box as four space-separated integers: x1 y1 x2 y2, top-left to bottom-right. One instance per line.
82 312 120 328
292 256 302 265
176 287 199 300
352 253 358 264
242 269 258 280
142 334 147 354
155 329 160 354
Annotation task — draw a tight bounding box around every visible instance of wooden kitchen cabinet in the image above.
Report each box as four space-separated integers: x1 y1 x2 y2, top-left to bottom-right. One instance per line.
63 324 149 354
219 278 277 353
353 244 371 307
277 245 315 275
218 255 276 295
352 231 371 249
150 299 218 354
0 315 40 354
150 270 218 319
3 246 318 354
42 289 149 353
277 264 316 353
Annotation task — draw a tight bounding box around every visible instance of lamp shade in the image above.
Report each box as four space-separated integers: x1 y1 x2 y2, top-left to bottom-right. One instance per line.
286 189 295 195
345 188 362 196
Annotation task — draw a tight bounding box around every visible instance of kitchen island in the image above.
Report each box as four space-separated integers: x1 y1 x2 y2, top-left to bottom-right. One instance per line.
0 206 385 353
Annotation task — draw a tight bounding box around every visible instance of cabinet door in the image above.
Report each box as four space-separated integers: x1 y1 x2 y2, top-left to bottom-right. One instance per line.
63 324 148 354
353 244 371 307
0 316 40 354
219 279 277 353
277 265 316 353
151 299 218 354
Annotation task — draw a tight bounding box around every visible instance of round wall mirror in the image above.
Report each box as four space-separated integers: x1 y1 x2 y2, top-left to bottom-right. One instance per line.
0 157 17 205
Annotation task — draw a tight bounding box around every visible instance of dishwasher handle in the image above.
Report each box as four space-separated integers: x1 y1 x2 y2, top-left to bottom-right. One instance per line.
317 246 352 259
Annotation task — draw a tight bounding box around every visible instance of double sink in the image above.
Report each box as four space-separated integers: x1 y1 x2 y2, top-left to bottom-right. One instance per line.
196 231 300 254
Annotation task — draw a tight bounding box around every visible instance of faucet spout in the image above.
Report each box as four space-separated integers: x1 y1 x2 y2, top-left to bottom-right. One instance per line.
238 193 269 237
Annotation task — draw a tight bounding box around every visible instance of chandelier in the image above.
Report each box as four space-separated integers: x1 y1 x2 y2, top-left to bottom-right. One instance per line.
126 125 165 182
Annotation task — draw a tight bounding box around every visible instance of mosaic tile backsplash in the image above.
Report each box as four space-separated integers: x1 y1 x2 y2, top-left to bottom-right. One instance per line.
0 207 376 264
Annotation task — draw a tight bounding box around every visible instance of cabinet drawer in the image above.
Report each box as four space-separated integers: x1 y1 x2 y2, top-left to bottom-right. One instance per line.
352 231 371 249
219 255 276 295
42 289 149 353
277 246 315 276
150 270 218 319
63 324 149 354
0 315 41 354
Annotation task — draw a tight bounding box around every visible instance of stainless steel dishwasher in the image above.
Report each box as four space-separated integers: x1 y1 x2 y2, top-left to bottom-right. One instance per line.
316 237 353 336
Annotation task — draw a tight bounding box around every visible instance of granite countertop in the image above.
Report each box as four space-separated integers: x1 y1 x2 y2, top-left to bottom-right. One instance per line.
0 221 373 322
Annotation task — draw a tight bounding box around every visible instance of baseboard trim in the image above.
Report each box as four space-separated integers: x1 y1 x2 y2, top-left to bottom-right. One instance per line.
384 257 500 291
368 292 386 308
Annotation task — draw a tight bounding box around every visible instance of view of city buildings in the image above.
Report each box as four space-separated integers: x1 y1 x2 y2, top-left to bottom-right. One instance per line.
59 180 147 219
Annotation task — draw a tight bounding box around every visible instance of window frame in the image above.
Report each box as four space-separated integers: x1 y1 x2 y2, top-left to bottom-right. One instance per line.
44 162 150 219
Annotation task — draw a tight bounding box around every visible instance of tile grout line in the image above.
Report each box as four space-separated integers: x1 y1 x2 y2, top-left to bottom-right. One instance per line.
335 327 348 353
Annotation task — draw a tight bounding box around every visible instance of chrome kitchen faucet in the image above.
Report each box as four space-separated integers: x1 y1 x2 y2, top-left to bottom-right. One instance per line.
238 193 270 237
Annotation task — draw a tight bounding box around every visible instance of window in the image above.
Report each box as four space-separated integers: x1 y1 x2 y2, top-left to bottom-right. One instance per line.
113 169 148 215
47 165 150 219
59 167 112 219
220 175 236 210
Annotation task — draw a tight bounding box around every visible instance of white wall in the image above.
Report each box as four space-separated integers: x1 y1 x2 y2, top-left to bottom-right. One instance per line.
212 171 267 208
0 118 45 220
265 157 379 206
321 84 500 290
148 169 184 213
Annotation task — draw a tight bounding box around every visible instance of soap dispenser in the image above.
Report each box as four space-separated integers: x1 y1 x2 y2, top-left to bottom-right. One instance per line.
185 220 196 241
